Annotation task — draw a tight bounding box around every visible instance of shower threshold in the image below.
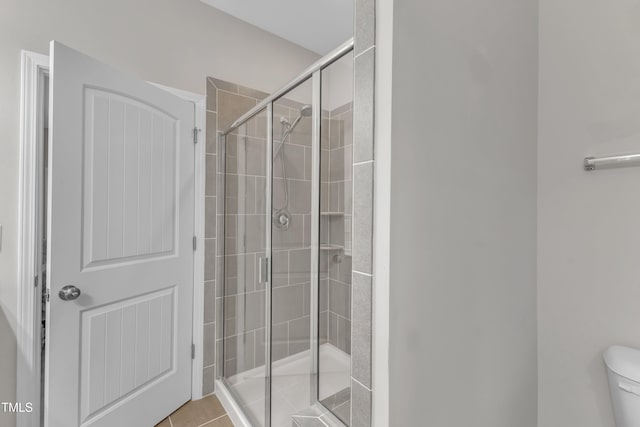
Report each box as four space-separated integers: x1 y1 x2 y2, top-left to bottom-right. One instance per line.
216 343 350 427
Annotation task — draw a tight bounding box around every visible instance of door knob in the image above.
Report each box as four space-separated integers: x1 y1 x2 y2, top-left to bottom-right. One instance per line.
58 285 81 301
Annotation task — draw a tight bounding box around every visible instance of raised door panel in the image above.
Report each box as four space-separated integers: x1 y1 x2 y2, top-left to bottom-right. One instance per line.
83 88 177 269
79 288 176 425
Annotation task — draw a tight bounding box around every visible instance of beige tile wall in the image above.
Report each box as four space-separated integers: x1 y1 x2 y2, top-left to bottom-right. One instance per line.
207 78 317 388
320 102 354 355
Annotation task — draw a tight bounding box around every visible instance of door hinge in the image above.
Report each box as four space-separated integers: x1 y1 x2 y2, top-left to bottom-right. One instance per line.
43 288 50 303
191 343 195 359
34 275 38 288
193 127 200 144
193 236 197 251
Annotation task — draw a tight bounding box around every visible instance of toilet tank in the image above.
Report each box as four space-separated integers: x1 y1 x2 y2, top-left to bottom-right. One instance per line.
604 346 640 427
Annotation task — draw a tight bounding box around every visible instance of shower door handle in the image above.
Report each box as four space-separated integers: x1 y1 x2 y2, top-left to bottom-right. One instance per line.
258 257 270 285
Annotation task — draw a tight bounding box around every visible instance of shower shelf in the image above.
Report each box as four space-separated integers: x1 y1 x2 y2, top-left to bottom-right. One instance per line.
320 244 344 251
320 212 344 216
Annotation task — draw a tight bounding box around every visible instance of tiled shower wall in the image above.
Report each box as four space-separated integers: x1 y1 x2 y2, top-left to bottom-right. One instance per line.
351 0 376 425
270 96 315 364
204 78 320 392
203 76 272 394
220 108 269 379
320 102 354 355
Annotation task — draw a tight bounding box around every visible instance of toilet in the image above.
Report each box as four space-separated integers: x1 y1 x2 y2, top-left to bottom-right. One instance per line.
604 346 640 426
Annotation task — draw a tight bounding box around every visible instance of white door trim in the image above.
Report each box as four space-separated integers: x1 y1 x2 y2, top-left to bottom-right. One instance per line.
17 50 49 427
17 52 206 427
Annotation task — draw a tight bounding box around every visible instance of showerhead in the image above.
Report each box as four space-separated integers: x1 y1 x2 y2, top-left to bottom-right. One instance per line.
300 104 312 117
279 105 312 129
274 103 313 218
283 104 313 133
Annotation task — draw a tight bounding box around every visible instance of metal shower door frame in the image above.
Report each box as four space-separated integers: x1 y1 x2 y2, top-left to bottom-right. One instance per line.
217 38 355 427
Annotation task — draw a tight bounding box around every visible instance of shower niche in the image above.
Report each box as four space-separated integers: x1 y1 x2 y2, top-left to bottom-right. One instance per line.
214 44 355 427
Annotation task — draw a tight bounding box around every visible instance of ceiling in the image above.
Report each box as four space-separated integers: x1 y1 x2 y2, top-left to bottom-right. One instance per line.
200 0 354 55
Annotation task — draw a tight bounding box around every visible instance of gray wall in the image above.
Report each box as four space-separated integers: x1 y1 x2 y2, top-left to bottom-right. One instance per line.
0 1 317 425
537 1 640 426
387 0 538 426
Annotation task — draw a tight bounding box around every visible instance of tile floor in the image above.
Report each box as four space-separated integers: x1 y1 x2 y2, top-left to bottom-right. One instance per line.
155 395 233 427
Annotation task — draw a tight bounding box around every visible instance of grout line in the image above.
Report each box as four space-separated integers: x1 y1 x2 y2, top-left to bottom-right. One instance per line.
197 412 229 427
351 376 372 392
353 159 374 166
352 270 372 277
354 44 376 59
211 413 227 422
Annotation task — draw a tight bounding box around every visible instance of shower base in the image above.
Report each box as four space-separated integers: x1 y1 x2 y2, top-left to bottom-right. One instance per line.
216 343 350 427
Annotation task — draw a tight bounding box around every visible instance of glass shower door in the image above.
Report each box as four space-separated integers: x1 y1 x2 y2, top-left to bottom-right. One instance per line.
318 50 354 425
221 108 270 426
269 78 315 427
218 41 355 427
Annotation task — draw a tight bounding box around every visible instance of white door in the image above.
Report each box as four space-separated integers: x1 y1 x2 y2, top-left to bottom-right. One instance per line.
44 41 195 427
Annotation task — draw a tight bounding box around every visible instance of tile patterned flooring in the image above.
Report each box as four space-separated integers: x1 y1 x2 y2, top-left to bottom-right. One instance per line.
155 395 233 427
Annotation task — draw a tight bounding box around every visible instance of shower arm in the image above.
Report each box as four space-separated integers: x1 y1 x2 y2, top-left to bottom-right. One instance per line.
274 122 292 209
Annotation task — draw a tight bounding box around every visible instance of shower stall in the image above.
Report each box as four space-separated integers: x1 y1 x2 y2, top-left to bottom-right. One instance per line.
214 40 355 426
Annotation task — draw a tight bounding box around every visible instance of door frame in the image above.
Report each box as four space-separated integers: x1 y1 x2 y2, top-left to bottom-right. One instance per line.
16 50 206 427
17 49 49 427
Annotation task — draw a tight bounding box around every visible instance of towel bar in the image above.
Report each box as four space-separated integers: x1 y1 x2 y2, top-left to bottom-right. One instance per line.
584 153 640 171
